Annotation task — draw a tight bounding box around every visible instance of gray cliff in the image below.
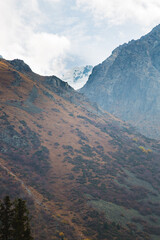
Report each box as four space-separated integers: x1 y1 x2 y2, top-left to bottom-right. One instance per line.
80 24 160 139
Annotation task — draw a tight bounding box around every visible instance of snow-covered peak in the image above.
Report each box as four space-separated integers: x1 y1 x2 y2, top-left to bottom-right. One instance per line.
62 65 93 90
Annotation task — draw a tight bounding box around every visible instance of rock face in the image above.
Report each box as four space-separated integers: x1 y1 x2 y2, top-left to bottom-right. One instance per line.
80 24 160 139
62 65 93 89
9 59 32 73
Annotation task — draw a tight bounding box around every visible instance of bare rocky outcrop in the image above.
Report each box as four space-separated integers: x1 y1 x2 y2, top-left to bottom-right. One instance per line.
80 24 160 139
9 59 32 73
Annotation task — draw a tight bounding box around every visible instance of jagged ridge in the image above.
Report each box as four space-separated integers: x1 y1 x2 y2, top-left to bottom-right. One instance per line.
81 24 160 139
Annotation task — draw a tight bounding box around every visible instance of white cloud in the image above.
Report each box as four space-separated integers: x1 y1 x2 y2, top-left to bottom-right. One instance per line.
1 0 160 80
76 0 160 27
45 0 61 3
26 32 70 76
0 0 70 77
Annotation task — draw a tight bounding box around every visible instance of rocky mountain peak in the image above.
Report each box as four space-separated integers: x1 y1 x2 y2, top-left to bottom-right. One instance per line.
80 24 160 139
8 59 32 73
146 23 160 36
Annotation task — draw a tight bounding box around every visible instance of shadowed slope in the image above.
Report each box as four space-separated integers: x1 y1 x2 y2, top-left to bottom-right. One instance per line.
81 24 160 140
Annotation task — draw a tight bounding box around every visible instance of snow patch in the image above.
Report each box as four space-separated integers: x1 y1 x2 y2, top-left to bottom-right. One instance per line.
62 65 93 90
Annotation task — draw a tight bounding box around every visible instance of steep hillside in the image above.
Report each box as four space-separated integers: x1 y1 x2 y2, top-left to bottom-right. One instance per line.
0 58 160 240
80 24 160 139
62 65 93 90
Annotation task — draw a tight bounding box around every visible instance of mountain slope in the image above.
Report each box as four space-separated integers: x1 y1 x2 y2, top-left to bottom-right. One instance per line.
0 58 160 240
80 24 160 139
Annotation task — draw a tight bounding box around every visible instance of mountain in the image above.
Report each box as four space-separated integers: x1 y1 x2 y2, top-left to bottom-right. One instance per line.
0 58 160 240
80 24 160 139
62 65 93 89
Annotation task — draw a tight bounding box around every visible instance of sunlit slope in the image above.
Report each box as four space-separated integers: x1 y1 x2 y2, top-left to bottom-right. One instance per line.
0 59 160 240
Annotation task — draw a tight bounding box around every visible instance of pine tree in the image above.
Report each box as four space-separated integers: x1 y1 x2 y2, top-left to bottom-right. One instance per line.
0 196 13 240
0 197 33 240
12 198 33 240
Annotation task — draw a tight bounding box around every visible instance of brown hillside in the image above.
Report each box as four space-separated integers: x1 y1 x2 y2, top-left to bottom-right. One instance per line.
0 59 160 240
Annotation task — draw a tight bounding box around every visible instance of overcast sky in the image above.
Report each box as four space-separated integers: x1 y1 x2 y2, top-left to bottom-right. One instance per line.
1 0 160 77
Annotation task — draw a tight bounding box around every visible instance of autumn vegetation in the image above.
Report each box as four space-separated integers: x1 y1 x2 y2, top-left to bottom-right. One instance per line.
0 59 160 239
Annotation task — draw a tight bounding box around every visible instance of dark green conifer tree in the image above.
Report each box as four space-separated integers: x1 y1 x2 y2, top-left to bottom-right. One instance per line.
0 197 33 240
0 196 13 240
12 198 33 240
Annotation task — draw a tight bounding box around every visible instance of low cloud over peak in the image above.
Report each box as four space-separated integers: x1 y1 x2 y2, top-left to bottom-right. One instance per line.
1 0 160 77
